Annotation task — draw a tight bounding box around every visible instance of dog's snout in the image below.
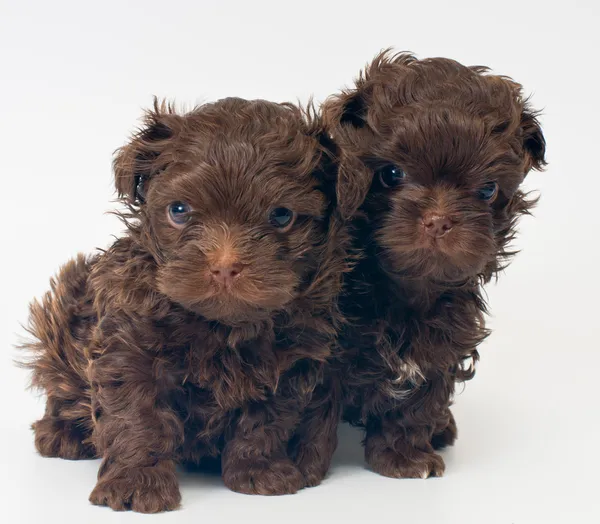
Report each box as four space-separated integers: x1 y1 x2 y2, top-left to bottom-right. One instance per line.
422 214 453 238
210 263 245 286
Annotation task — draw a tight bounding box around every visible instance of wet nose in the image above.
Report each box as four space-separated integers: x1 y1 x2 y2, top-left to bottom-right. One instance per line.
210 263 245 285
422 214 453 238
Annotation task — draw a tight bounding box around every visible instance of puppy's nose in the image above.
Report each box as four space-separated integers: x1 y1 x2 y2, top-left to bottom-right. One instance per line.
422 214 453 238
210 263 245 286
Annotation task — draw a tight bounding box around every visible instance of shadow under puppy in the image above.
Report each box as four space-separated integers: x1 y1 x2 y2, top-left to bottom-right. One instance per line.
22 97 353 512
322 52 546 478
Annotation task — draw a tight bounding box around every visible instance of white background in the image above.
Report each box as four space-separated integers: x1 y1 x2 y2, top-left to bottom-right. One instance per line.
1 0 598 522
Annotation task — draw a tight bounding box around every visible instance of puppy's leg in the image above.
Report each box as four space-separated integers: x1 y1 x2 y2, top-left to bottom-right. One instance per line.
88 320 183 513
288 379 341 487
365 419 445 479
222 396 306 496
430 409 457 450
33 395 96 460
364 377 451 479
23 255 97 459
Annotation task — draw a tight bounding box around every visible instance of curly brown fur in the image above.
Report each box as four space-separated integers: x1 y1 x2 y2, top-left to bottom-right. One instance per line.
322 51 546 479
21 97 352 512
24 254 99 460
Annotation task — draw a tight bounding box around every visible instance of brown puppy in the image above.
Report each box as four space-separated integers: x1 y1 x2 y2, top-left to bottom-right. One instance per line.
22 97 354 512
322 52 546 479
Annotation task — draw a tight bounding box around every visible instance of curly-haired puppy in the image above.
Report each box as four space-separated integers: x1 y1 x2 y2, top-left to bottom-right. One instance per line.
322 52 546 479
22 97 355 512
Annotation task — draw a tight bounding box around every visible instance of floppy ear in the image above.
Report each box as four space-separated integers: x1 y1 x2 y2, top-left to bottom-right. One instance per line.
322 91 374 221
336 90 368 129
114 99 181 204
331 49 415 131
335 153 374 221
322 52 419 220
520 108 547 173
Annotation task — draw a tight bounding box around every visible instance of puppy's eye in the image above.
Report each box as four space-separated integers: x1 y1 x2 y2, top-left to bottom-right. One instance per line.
377 165 406 188
167 201 192 227
269 207 296 231
478 182 499 203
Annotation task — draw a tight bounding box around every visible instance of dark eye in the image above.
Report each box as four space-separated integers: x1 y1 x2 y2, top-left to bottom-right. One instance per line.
377 165 406 188
167 201 192 227
478 182 499 203
269 207 296 231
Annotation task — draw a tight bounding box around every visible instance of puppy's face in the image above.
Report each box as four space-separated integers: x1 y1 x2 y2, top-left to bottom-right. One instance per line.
115 98 332 323
325 53 546 282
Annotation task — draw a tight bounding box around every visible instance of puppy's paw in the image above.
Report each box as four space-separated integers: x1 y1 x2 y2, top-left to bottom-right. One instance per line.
431 417 457 450
33 417 96 460
293 446 330 487
223 457 306 495
366 444 445 479
89 463 181 513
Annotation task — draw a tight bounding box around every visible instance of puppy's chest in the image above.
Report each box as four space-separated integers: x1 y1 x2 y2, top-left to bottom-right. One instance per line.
180 322 329 411
182 331 276 408
344 306 467 387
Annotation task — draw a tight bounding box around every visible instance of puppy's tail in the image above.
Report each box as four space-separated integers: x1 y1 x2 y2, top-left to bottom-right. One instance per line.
18 253 99 397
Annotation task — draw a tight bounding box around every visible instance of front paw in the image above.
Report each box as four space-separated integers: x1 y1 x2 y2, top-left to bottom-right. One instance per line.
89 462 181 513
431 416 457 450
223 457 306 495
365 437 445 479
293 445 332 487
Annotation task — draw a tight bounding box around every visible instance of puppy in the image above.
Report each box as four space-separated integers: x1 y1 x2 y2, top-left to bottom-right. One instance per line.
322 52 546 479
22 97 354 512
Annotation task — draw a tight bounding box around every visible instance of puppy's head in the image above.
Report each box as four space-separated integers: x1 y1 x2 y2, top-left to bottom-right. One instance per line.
324 52 546 283
114 98 337 324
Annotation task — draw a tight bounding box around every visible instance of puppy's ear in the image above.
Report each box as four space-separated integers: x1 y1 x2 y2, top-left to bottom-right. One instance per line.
520 108 547 173
332 50 415 130
322 92 374 221
335 153 374 221
337 91 368 129
114 99 181 204
322 52 419 220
